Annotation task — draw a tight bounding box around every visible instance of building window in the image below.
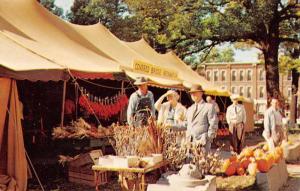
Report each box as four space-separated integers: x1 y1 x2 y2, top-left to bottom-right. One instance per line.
247 87 252 98
232 70 237 81
259 70 265 81
221 70 226 81
214 71 218 81
288 88 292 98
240 70 244 81
231 86 237 94
287 70 292 81
259 86 264 98
240 86 244 96
247 70 252 81
206 71 211 81
221 86 227 90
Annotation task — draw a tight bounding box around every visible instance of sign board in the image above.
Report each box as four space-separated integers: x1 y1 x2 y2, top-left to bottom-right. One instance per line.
133 60 178 80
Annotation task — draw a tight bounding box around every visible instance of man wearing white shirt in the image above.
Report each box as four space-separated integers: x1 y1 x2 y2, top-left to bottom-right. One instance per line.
263 98 284 147
226 94 247 153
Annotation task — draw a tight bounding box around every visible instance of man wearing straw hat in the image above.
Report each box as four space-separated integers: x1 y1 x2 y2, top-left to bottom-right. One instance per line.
226 94 246 154
186 84 218 152
127 77 155 127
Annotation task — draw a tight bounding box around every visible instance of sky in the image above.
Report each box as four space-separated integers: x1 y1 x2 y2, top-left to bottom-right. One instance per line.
54 0 260 62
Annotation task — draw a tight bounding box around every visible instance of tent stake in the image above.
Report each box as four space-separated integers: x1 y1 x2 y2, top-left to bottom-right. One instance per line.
60 81 67 128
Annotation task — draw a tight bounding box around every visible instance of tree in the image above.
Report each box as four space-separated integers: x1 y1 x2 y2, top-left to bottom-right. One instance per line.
125 0 300 100
67 0 141 41
205 47 235 63
40 0 64 17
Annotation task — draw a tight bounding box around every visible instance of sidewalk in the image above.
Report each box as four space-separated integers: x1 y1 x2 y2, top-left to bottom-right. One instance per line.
281 164 300 191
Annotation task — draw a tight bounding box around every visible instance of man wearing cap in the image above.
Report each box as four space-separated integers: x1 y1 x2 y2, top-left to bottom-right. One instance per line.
186 85 218 152
226 94 247 154
127 77 155 127
155 90 186 128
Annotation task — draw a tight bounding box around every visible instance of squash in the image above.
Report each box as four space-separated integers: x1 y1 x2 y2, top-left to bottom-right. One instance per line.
273 152 281 163
254 149 264 158
237 167 245 176
242 147 254 158
222 159 231 172
241 158 251 169
248 162 258 176
263 144 269 151
257 159 270 173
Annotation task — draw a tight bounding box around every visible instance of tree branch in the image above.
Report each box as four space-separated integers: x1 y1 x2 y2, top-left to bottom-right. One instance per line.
179 41 219 58
279 37 300 43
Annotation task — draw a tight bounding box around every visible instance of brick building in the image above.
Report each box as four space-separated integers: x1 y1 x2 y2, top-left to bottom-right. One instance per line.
197 62 293 114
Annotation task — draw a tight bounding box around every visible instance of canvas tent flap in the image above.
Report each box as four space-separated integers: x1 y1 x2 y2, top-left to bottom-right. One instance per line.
0 78 27 191
0 0 121 80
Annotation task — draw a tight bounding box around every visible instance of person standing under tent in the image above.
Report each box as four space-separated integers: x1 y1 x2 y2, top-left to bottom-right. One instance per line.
186 84 218 152
263 98 284 149
155 90 186 128
206 96 220 114
127 77 155 127
226 94 247 154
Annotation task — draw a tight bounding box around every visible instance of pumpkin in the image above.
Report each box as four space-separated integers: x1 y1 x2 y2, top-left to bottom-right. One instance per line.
237 167 245 176
248 162 258 176
225 163 237 176
257 159 270 173
229 155 238 162
222 159 231 172
265 154 275 167
241 147 254 158
273 152 281 163
225 161 239 176
241 158 251 169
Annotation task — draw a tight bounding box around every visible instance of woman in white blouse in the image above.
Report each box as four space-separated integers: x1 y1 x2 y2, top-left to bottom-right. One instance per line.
155 90 186 128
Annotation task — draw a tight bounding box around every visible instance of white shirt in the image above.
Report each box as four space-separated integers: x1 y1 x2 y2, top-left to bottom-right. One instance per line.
226 103 246 124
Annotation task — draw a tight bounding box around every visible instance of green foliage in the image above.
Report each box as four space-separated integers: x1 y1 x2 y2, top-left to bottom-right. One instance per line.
205 47 235 63
279 55 300 74
40 0 64 17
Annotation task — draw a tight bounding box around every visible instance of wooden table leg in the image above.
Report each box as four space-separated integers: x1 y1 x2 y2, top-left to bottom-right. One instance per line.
94 171 100 191
141 173 145 191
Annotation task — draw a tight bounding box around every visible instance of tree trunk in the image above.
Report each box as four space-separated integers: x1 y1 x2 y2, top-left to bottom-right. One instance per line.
262 40 281 104
290 48 300 126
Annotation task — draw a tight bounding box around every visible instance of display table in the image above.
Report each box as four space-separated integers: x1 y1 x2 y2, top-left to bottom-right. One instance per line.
92 160 169 191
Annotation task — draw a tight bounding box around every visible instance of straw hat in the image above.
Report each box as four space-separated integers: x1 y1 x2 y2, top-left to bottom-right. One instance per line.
188 84 204 93
230 94 240 101
134 77 148 85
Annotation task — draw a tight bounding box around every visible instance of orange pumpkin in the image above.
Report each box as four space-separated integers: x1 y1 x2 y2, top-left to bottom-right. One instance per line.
241 158 251 169
257 159 270 173
248 162 258 176
225 161 240 176
229 155 238 162
237 167 245 176
225 163 237 176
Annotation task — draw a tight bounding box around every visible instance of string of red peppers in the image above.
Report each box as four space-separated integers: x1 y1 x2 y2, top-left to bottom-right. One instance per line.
79 94 128 120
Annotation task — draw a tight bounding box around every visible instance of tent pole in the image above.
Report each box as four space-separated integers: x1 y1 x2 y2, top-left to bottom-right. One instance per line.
75 83 78 120
120 80 125 122
60 81 67 128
